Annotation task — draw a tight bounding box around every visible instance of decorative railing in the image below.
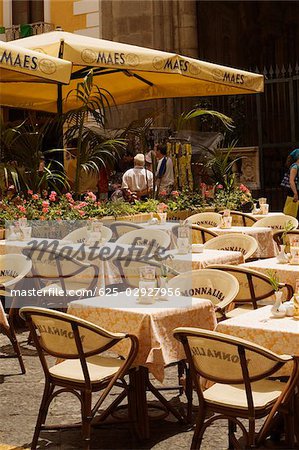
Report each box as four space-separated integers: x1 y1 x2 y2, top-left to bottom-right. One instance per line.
4 22 55 41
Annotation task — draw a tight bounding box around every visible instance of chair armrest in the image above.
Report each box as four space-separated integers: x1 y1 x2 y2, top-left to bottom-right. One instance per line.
279 282 294 300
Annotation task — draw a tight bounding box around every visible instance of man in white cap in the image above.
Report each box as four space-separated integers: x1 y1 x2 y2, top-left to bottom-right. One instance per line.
122 153 153 199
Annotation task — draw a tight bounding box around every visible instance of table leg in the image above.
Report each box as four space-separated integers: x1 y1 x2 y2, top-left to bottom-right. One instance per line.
128 366 150 440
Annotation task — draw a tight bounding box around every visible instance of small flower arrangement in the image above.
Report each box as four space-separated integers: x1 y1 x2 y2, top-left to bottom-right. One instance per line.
157 202 168 213
266 269 280 291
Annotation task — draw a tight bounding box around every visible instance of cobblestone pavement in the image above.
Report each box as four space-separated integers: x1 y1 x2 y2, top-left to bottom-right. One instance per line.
0 331 291 450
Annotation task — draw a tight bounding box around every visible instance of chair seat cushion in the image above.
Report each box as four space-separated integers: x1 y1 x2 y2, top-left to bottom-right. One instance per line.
204 379 285 410
49 355 123 383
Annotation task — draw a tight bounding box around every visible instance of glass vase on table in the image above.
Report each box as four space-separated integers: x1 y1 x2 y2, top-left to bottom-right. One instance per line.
138 266 156 304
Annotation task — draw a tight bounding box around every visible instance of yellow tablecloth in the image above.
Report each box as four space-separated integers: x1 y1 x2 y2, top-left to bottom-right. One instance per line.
210 226 277 259
242 257 299 290
168 249 244 272
217 305 299 376
68 294 217 382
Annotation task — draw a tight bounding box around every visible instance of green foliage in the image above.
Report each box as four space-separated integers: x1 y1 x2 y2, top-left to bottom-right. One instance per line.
133 199 159 213
213 184 253 211
102 199 135 218
172 108 234 133
266 269 280 291
206 140 243 191
0 116 67 195
166 190 204 212
64 70 126 197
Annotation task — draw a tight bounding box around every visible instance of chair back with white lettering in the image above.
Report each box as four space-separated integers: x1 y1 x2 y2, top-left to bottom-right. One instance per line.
168 268 239 318
186 212 222 228
173 327 293 383
20 307 130 358
63 225 112 244
252 215 298 230
109 221 142 241
22 246 99 307
203 233 258 261
116 228 171 250
207 264 293 308
0 254 32 290
173 327 298 448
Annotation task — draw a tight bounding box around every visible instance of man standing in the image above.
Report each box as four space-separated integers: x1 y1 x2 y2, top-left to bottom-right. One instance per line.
155 144 174 194
122 153 153 199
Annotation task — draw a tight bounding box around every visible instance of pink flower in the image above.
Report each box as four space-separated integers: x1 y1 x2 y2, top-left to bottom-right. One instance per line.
27 190 33 195
49 191 57 202
157 202 168 212
42 207 49 214
160 190 167 196
17 205 26 213
239 184 249 193
216 184 223 189
65 193 74 203
32 194 39 200
171 190 179 197
79 210 85 216
86 191 97 202
42 200 49 208
56 210 62 215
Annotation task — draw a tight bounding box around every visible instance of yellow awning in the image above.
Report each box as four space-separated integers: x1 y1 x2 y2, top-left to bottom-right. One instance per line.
0 31 264 112
0 40 72 84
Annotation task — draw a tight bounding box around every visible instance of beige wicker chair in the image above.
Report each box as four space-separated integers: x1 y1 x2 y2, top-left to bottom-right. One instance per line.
207 264 293 317
23 248 99 309
168 268 239 320
220 210 258 226
203 233 258 261
252 215 298 230
0 254 32 374
116 228 171 250
173 327 299 449
186 212 222 228
63 225 112 244
20 307 138 450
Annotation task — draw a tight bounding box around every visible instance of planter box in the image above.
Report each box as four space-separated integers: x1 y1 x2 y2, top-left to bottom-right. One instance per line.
0 228 5 239
100 213 152 223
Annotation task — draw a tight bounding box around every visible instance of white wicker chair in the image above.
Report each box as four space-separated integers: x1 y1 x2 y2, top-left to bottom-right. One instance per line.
20 307 138 449
252 215 298 230
116 228 171 250
186 212 222 228
0 254 32 373
173 327 299 449
63 226 112 244
203 233 258 261
168 268 239 320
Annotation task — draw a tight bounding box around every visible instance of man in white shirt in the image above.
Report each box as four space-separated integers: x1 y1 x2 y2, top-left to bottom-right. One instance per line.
155 144 174 193
122 153 153 198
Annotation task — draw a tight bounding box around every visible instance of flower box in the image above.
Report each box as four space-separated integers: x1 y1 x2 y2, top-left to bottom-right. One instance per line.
100 213 152 223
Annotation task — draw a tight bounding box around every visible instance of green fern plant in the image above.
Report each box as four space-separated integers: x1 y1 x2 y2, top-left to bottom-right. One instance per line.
64 70 126 197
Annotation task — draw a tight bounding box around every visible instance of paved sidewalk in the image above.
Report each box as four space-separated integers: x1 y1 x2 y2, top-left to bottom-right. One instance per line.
0 331 288 450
